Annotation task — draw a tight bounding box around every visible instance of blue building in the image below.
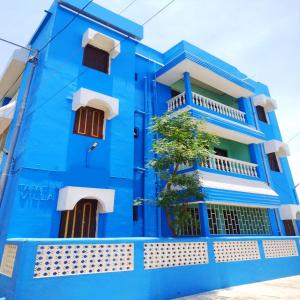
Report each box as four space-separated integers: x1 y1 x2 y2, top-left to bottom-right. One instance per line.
0 1 300 299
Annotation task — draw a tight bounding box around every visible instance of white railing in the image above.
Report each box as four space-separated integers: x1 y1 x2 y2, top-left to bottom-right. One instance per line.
192 92 246 122
200 154 258 177
166 92 246 123
167 92 186 111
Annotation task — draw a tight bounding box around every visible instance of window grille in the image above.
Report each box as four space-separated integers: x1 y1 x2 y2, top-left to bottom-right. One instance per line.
176 205 201 236
207 204 272 235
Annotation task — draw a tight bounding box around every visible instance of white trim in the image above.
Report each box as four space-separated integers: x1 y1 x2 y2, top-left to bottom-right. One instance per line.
57 186 115 213
253 94 278 112
198 171 278 196
0 101 16 135
0 49 29 100
156 58 253 98
187 106 260 133
180 106 264 144
264 140 290 157
72 88 119 120
60 4 140 42
82 28 120 59
135 52 164 66
279 204 300 220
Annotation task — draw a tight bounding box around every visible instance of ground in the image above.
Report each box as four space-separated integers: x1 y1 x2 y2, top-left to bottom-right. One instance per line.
178 275 300 299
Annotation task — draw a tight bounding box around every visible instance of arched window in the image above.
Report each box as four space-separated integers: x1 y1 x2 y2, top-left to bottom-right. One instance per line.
59 199 98 238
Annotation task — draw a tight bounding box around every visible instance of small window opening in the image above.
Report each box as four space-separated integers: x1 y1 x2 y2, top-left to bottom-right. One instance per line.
134 127 139 138
267 152 280 172
133 205 138 221
214 148 228 157
83 44 109 74
73 106 105 139
256 105 268 123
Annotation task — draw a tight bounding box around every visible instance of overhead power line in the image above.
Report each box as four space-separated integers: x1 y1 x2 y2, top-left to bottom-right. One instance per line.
0 37 34 52
286 132 300 144
24 0 177 118
119 0 138 14
39 0 94 52
142 0 176 25
0 0 94 102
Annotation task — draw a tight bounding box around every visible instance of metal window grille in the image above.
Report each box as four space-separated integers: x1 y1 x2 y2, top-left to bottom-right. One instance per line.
177 206 201 236
207 204 272 235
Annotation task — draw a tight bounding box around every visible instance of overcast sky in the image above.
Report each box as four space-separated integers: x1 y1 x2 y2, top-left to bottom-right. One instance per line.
0 0 299 193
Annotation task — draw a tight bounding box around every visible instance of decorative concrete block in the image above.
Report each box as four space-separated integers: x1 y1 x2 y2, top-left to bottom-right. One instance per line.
214 241 260 263
263 240 298 258
0 244 18 277
33 243 134 278
144 242 208 269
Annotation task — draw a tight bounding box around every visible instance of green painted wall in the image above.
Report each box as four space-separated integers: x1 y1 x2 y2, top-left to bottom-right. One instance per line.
170 80 250 162
216 138 251 162
171 80 238 109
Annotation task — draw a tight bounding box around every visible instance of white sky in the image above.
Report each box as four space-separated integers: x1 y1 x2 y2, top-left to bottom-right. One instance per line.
0 0 299 193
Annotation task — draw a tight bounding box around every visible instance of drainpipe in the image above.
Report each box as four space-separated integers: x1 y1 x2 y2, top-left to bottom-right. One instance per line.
143 75 149 237
0 54 38 206
151 77 162 237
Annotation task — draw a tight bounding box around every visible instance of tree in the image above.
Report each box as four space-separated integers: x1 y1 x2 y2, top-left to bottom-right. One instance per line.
149 111 219 237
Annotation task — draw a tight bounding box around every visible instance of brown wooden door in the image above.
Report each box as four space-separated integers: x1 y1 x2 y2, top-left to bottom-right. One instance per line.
59 199 98 238
283 219 296 236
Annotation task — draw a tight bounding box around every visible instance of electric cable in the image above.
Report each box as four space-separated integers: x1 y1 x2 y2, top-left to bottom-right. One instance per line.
119 0 138 14
286 132 300 144
0 37 33 52
0 0 93 103
39 0 94 52
142 0 176 25
23 0 178 118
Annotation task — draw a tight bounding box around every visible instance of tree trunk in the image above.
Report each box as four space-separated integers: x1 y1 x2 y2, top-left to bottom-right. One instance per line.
165 207 177 237
164 163 180 237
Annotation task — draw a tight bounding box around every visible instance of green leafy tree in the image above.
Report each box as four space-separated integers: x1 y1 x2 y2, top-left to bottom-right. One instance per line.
149 111 219 236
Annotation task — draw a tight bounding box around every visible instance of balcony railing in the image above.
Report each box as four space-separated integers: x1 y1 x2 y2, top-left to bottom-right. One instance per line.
167 92 186 111
201 154 258 177
167 92 246 123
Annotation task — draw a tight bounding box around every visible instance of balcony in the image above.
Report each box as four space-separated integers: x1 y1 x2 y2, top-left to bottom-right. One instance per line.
167 91 246 123
179 155 258 178
200 154 258 178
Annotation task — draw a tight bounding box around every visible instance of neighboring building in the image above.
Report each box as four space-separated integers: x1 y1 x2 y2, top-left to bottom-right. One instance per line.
0 1 300 299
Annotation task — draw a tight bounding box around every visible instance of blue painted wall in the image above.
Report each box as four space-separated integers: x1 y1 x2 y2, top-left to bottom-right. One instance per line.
0 1 299 299
0 0 297 247
1 237 300 300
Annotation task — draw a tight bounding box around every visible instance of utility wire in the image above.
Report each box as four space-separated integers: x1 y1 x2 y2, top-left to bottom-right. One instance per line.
119 0 138 14
39 0 94 52
24 0 177 118
0 37 37 99
0 0 94 102
36 0 141 77
142 0 176 25
286 132 300 144
0 37 34 52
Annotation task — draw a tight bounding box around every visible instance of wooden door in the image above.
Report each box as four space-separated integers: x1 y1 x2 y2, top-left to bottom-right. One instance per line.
283 219 296 236
59 199 98 238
